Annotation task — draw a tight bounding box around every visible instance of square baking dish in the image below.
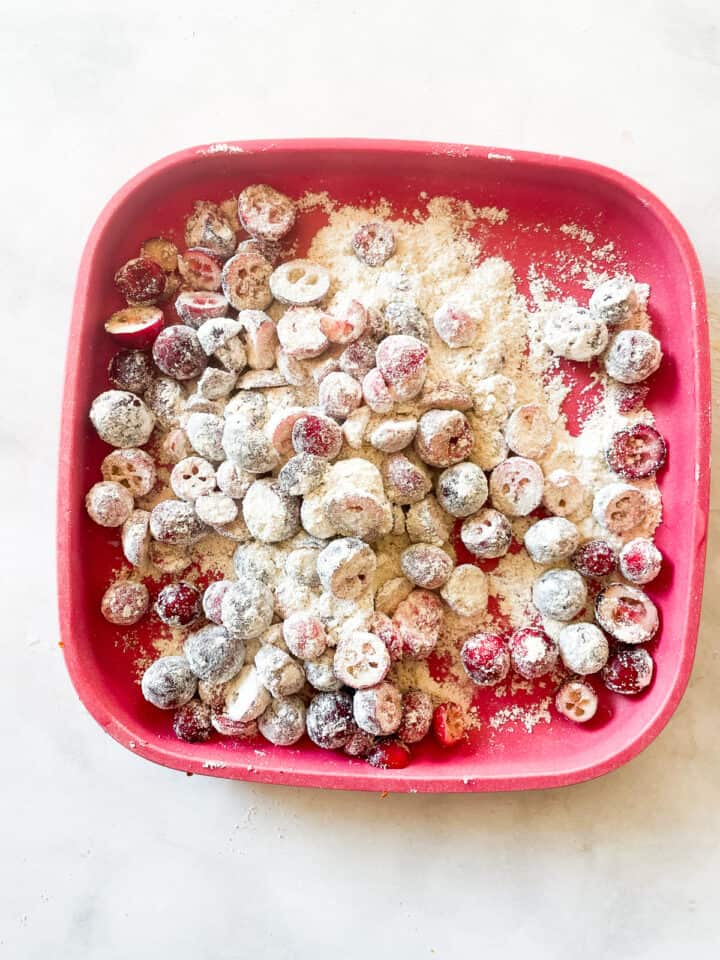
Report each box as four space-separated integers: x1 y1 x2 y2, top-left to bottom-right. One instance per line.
58 139 710 792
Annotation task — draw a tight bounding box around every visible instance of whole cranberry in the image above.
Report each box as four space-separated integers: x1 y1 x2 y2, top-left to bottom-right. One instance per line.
572 540 617 578
173 700 213 742
155 582 202 627
460 633 510 687
108 349 155 393
152 325 207 380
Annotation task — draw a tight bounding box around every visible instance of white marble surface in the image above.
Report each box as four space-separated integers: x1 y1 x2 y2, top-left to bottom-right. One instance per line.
2 1 719 957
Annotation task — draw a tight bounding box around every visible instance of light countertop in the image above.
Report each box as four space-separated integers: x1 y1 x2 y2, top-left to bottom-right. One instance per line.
2 1 719 956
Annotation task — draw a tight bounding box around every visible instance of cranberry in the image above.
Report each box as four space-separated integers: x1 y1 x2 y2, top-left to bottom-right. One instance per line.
340 336 377 380
460 633 510 686
555 680 598 722
107 350 155 393
320 300 368 344
383 454 432 505
509 627 559 679
104 306 165 349
351 222 395 267
619 538 662 584
344 725 376 757
140 236 179 273
101 581 150 625
572 539 617 578
370 612 404 661
202 580 234 625
595 583 659 644
415 409 474 468
615 382 650 414
601 646 654 695
173 700 213 742
178 247 223 291
396 690 433 743
185 201 236 258
152 326 207 380
292 413 343 459
155 582 202 627
362 368 394 413
605 423 667 479
432 702 465 747
306 690 355 750
238 184 296 241
433 304 478 348
366 739 411 769
376 335 428 400
114 257 166 305
175 291 228 328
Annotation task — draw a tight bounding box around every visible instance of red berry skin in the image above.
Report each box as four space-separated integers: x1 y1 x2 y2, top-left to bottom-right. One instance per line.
601 646 654 695
605 423 667 480
572 540 617 578
291 414 343 459
173 700 212 742
178 247 223 292
460 633 510 687
432 702 465 747
615 383 650 414
152 325 207 380
155 582 202 627
114 257 167 305
366 739 411 769
104 306 165 349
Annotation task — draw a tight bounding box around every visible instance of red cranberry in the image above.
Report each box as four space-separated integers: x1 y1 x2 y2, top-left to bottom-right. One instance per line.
615 382 650 414
306 691 354 750
572 539 617 578
366 739 411 769
152 326 207 380
291 413 343 459
155 582 202 627
601 646 654 695
460 633 510 687
370 612 404 661
178 247 223 291
605 423 667 479
202 580 234 625
108 349 155 393
619 538 662 584
114 257 166 305
509 627 558 679
432 702 465 747
396 690 433 743
173 700 213 742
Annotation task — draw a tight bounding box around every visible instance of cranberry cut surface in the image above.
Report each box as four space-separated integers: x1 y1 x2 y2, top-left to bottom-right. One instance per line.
155 582 202 627
432 702 465 747
605 423 667 479
114 257 166 305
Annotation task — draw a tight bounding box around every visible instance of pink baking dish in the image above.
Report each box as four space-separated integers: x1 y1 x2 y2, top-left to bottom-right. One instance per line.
58 139 710 792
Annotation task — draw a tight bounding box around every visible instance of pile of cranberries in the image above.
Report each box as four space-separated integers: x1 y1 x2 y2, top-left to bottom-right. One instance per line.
85 182 667 769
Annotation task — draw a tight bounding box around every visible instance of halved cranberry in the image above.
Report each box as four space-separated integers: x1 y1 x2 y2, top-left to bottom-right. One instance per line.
601 646 654 695
104 306 165 349
605 423 667 479
107 349 155 393
173 700 212 742
114 257 167 305
432 702 465 747
175 291 228 328
366 739 411 769
615 382 650 414
155 582 202 627
572 539 617 578
178 247 223 291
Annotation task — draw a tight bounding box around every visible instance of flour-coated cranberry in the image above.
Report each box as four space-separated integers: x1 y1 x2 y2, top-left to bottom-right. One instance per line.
523 517 580 565
175 291 229 329
108 350 155 394
366 739 410 769
557 623 609 675
155 582 202 627
370 418 418 453
392 589 444 659
222 251 273 311
601 646 654 695
405 495 452 546
595 582 659 644
149 499 208 545
101 580 150 625
614 382 650 415
461 633 510 686
121 509 151 568
319 372 362 419
184 624 246 684
505 404 553 460
340 336 377 380
589 275 638 326
257 696 307 746
178 248 224 291
170 456 216 501
317 538 377 600
604 330 662 383
509 627 559 679
283 613 328 660
489 457 544 517
362 368 394 414
334 631 390 689
242 479 300 543
307 690 355 749
278 453 328 497
238 184 296 241
320 300 368 344
436 462 488 518
351 221 395 266
216 460 254 499
185 201 236 258
195 492 238 526
270 260 330 306
173 700 213 742
353 682 403 736
592 483 648 535
304 649 343 693
152 326 207 380
144 377 184 430
202 580 234 625
396 690 433 743
605 423 666 479
555 680 598 722
90 390 155 448
415 409 474 468
417 380 474 412
186 412 225 461
383 454 433 505
572 539 617 578
400 544 453 589
433 304 478 347
619 538 662 584
460 508 512 559
239 309 278 370
292 413 343 459
532 569 587 621
221 580 275 639
369 612 404 661
114 257 166 305
104 306 165 349
85 481 134 527
384 302 430 340
432 702 465 747
276 306 330 358
141 656 197 709
376 335 428 400
542 469 588 518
